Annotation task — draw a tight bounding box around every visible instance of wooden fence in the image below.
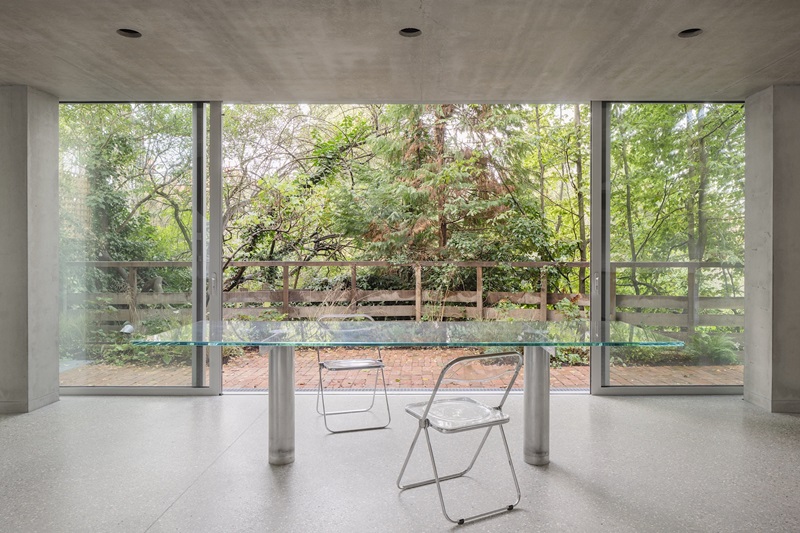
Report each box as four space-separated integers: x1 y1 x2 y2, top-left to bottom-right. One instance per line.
64 260 744 340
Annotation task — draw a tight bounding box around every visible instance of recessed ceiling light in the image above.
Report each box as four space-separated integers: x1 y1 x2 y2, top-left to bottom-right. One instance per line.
678 28 703 38
116 28 142 38
399 27 422 38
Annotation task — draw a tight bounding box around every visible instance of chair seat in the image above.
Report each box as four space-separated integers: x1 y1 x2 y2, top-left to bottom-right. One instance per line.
321 359 385 371
405 397 509 433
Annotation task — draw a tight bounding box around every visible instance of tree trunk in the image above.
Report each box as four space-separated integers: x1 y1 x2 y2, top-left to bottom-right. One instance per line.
620 138 641 295
432 104 455 250
574 105 587 295
687 105 709 263
692 134 709 261
535 105 546 220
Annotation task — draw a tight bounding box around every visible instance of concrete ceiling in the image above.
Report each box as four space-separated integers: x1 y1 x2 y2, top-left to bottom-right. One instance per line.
2 0 800 103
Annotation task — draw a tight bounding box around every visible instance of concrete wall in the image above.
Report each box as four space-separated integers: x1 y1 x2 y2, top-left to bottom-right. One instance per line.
744 88 774 410
745 85 800 413
0 86 59 413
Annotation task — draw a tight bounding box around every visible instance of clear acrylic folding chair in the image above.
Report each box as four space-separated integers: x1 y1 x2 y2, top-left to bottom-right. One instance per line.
315 314 391 433
396 351 523 525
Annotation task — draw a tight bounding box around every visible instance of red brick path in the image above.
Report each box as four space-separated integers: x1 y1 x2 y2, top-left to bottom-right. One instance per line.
60 347 743 389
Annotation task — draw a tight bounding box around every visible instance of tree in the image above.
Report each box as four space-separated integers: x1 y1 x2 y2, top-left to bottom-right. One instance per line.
60 103 193 292
610 103 744 298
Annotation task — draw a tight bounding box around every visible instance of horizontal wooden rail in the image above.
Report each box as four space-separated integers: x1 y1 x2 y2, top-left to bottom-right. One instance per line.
615 295 745 310
63 261 745 336
225 260 592 268
611 262 743 269
66 261 193 268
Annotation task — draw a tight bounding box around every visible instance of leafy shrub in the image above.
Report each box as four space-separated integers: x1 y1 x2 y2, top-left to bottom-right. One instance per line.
551 347 589 368
73 316 193 366
85 327 191 366
685 331 740 365
610 331 740 366
609 346 694 366
554 296 582 320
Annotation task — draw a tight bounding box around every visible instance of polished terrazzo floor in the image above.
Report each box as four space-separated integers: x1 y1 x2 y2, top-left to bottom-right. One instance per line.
1 393 798 532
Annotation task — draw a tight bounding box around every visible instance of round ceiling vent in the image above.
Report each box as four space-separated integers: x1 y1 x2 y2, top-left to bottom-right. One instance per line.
678 28 703 38
116 28 142 38
399 27 422 38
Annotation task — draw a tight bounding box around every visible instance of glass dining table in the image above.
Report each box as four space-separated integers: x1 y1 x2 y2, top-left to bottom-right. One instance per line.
134 319 682 466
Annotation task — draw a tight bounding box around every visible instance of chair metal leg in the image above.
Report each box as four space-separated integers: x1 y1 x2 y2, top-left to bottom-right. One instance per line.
397 424 520 525
316 364 379 415
498 425 522 507
397 426 424 489
397 426 491 491
317 365 391 433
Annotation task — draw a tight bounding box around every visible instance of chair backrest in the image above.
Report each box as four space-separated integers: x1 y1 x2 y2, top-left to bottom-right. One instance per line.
316 313 377 335
315 313 381 359
419 352 523 420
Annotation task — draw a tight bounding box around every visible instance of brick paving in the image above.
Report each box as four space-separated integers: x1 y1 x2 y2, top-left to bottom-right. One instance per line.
59 347 743 390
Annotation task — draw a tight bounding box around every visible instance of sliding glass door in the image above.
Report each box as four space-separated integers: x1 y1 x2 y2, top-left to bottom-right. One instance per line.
58 103 205 390
595 103 744 391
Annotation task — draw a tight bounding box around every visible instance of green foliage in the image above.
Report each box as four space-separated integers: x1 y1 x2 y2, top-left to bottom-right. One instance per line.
60 103 193 292
550 347 589 368
111 317 190 365
609 346 695 367
610 103 745 296
610 331 740 367
685 331 740 365
60 102 744 293
554 297 582 320
59 102 745 370
210 103 597 294
229 309 288 322
358 268 413 291
59 313 89 361
86 329 190 367
362 106 551 261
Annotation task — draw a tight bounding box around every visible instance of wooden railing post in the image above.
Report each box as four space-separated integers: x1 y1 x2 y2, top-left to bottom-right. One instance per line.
609 265 617 321
539 268 548 321
127 267 138 325
415 264 422 321
687 265 699 335
282 265 290 317
476 266 483 320
350 265 358 312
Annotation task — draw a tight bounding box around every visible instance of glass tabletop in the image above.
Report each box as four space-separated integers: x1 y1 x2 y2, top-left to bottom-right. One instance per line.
132 320 683 348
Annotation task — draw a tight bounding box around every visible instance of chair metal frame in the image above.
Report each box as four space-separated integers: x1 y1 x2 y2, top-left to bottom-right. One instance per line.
396 351 523 525
315 314 391 433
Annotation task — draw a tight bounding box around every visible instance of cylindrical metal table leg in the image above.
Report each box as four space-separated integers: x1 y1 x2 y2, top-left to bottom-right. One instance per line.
524 346 550 465
269 346 295 465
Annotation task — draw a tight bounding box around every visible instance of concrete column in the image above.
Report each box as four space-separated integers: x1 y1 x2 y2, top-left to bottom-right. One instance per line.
745 85 800 413
0 86 60 413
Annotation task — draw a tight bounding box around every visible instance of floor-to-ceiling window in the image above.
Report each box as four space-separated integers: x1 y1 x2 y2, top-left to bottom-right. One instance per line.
59 103 201 388
57 102 744 393
605 103 745 388
217 103 593 391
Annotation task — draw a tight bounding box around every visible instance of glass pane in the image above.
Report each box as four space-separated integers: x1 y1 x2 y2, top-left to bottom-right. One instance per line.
217 103 592 391
59 103 198 387
608 103 745 386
